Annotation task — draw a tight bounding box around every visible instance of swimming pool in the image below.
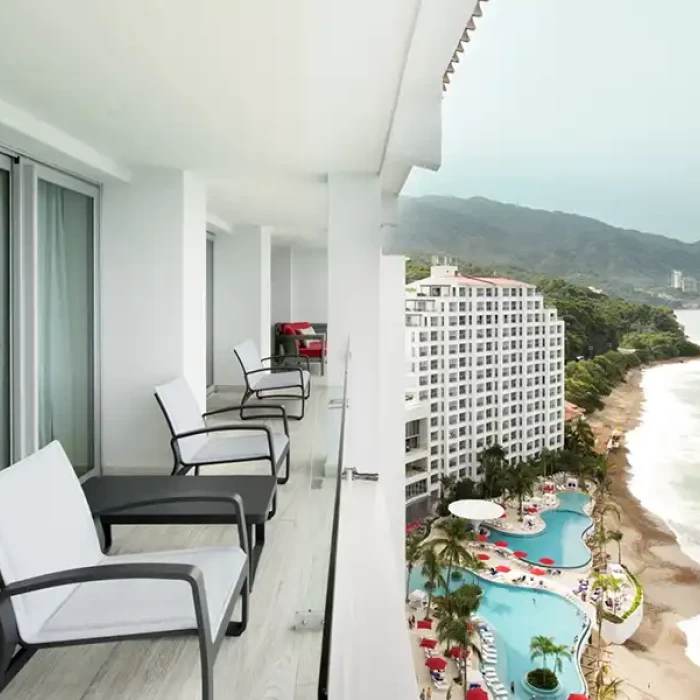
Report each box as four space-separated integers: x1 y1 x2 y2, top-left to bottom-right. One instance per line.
487 491 593 568
409 567 589 699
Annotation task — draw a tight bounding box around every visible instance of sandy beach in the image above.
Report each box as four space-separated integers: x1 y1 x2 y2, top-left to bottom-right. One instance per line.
588 360 700 699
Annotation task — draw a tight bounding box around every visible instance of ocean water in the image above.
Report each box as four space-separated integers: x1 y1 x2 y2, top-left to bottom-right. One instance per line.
625 309 700 666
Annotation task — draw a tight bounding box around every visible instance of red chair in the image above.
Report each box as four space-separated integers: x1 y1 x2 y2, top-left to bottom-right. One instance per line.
275 322 327 375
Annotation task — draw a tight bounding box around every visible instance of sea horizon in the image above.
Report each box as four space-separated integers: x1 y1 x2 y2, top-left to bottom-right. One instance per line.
625 308 700 667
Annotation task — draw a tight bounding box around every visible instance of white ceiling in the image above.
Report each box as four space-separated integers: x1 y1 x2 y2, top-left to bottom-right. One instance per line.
0 0 476 232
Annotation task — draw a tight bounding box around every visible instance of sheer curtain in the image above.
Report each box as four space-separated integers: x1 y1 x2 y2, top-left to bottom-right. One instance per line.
37 180 94 474
0 170 9 469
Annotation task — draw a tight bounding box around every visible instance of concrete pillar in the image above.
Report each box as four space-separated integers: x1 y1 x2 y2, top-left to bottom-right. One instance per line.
327 174 382 472
271 244 293 324
213 226 271 387
101 168 206 470
291 247 328 322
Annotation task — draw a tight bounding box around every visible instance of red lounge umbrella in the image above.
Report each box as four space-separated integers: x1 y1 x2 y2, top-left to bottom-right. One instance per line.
425 657 448 672
417 619 432 630
539 557 556 566
530 567 546 576
449 646 468 659
494 540 509 548
477 553 490 561
567 695 589 700
500 512 507 518
496 565 511 573
477 534 488 542
420 638 437 649
513 551 528 558
467 689 489 700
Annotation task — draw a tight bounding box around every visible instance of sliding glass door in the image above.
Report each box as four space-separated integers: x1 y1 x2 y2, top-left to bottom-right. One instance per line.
0 158 10 469
206 236 215 389
35 173 97 476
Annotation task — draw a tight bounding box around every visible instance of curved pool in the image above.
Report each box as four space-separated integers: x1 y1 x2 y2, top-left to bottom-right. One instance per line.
409 567 589 699
487 491 593 568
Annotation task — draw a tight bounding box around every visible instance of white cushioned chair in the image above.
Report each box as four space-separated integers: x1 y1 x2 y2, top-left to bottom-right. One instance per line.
234 340 311 420
155 377 291 484
0 442 249 700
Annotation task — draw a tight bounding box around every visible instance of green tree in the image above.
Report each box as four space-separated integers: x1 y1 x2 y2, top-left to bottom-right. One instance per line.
405 534 423 602
507 462 538 519
421 547 444 620
607 530 623 565
430 517 474 584
477 443 509 499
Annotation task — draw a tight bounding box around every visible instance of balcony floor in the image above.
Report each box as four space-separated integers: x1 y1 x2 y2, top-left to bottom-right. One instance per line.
3 385 334 700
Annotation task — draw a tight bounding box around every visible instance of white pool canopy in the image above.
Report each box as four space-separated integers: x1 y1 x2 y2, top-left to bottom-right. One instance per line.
448 499 505 522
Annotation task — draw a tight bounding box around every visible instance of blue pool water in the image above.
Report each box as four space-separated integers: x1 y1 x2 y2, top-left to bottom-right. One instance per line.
486 491 593 568
409 567 588 699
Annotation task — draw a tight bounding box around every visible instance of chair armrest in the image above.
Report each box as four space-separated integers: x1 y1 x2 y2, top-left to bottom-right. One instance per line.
260 355 291 364
0 562 215 644
298 333 326 342
97 493 249 561
246 365 308 380
203 403 289 437
171 425 276 468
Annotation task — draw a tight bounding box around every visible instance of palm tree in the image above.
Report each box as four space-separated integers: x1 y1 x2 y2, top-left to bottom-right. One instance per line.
477 443 509 499
607 576 623 616
591 573 612 665
538 447 559 480
507 462 537 519
431 517 473 584
433 582 483 623
597 677 627 699
406 534 423 602
436 616 481 698
421 546 445 620
530 635 556 672
565 420 596 455
607 530 623 564
549 641 572 676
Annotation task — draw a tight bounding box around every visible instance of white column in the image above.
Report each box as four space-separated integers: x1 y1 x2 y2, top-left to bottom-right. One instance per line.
291 246 328 322
380 253 408 570
327 174 382 471
101 168 206 470
271 244 293 323
213 226 271 387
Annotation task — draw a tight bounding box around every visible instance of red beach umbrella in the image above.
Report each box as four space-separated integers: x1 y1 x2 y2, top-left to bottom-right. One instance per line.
494 540 509 548
420 638 437 649
567 695 589 700
449 646 469 659
417 619 432 630
477 534 488 542
496 565 511 573
513 551 528 558
467 689 489 700
477 553 490 561
539 557 555 566
500 512 507 518
425 657 448 672
530 567 546 576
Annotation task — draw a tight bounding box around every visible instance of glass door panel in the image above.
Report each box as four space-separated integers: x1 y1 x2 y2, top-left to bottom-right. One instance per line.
0 166 9 469
206 237 214 388
36 179 94 475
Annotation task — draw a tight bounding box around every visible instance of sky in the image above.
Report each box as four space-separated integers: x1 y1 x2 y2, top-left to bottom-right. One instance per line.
404 0 700 242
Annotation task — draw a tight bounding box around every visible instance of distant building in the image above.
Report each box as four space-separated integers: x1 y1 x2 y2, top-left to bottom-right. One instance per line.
682 276 698 294
672 270 684 289
564 401 585 423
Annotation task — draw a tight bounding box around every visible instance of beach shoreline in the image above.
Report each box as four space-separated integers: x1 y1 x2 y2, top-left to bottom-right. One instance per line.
587 358 700 699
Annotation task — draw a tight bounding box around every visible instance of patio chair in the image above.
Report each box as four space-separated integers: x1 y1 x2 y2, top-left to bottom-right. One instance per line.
155 377 291 484
0 442 249 700
234 340 311 421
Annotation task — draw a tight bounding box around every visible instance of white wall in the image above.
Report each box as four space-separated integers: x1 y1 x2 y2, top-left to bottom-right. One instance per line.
101 168 206 470
271 244 292 323
213 226 271 387
291 246 328 322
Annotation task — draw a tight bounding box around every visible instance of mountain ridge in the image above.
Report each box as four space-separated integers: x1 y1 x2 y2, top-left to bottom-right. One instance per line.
386 196 700 301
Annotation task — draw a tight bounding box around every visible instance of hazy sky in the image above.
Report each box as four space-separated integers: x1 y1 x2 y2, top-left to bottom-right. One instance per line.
405 0 700 242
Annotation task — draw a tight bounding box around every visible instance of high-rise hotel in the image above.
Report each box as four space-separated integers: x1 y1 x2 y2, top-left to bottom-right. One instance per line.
404 263 566 516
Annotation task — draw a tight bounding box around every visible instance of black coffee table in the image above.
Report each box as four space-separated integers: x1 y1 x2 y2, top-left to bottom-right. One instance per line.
82 475 277 587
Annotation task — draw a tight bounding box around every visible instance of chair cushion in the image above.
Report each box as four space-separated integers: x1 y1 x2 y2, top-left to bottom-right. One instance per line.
300 341 325 358
280 322 310 335
155 378 208 463
296 326 317 348
192 432 289 466
0 442 103 643
29 546 247 645
253 370 310 392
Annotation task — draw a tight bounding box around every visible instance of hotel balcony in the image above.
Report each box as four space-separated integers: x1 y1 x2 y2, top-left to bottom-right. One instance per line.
0 0 488 698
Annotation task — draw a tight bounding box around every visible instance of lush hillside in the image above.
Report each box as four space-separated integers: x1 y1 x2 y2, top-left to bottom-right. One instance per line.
389 196 700 305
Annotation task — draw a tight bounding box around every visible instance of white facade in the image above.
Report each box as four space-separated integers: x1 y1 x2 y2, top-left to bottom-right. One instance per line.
404 374 433 516
405 265 566 486
672 269 684 289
